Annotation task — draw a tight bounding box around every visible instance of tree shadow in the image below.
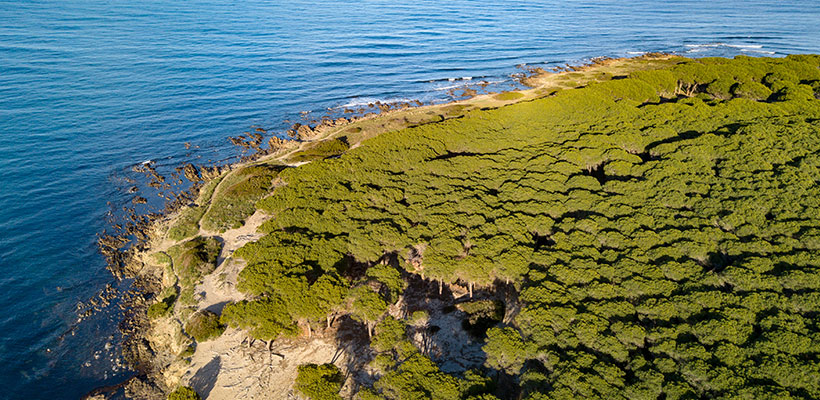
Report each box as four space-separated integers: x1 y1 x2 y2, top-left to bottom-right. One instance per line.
205 300 229 314
190 356 220 399
400 274 494 374
333 314 374 395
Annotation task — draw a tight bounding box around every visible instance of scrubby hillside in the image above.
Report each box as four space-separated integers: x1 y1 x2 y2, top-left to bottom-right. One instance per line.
155 55 820 399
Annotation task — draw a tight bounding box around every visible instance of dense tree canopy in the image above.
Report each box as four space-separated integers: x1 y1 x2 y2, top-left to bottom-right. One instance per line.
222 55 820 399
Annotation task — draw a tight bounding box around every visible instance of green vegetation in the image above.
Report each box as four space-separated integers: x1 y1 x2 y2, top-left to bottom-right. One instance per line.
147 292 177 319
184 310 226 342
168 206 206 241
166 236 220 315
494 91 525 101
200 165 283 232
482 327 531 375
289 138 350 163
218 55 820 399
196 173 224 205
167 386 201 400
149 252 172 268
178 343 195 359
167 236 220 287
221 298 298 340
295 363 344 400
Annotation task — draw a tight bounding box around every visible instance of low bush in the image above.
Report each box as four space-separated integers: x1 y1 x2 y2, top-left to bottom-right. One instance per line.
295 363 343 400
147 293 177 319
184 310 225 342
167 386 200 400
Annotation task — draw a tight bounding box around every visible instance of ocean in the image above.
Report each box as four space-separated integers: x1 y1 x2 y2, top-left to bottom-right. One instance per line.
1 0 820 398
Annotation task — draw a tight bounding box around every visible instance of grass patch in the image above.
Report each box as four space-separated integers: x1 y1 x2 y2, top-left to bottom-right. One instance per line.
200 165 283 233
167 206 206 241
440 103 469 116
195 174 225 206
288 138 350 164
494 91 525 101
149 252 172 268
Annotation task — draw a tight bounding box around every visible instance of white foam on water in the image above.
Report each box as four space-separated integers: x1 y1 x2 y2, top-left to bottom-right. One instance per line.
337 97 417 108
684 42 766 52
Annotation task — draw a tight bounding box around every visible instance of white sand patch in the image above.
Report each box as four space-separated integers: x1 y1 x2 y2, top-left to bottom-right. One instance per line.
183 329 357 400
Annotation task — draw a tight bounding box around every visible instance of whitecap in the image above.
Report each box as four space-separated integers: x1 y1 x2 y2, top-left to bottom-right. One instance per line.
741 49 775 55
337 97 417 109
685 42 765 50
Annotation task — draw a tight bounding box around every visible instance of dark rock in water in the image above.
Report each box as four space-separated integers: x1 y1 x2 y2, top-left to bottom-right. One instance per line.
298 124 314 138
268 136 286 151
182 163 201 182
249 132 264 148
199 165 223 181
132 196 147 205
228 136 245 146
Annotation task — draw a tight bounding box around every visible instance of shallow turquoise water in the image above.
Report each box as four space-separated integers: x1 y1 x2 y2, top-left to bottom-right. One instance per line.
2 0 820 398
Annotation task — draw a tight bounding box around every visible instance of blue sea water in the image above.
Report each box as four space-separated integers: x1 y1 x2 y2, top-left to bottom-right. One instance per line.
2 0 820 398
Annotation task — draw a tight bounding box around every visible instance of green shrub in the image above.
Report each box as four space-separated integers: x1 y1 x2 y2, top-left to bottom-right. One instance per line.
371 316 407 353
482 327 530 375
368 354 395 373
147 293 177 319
184 310 225 342
178 343 195 359
295 363 343 400
630 69 678 97
408 310 429 326
732 80 772 100
167 386 201 400
457 300 504 337
706 78 736 100
457 300 503 323
220 299 299 340
167 236 221 286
